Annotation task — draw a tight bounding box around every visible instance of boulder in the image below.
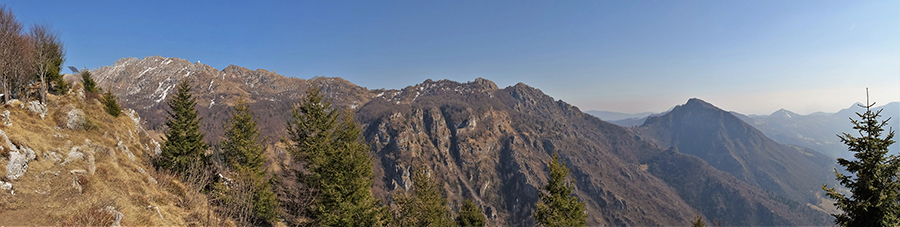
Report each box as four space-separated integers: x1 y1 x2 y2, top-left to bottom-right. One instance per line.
61 146 84 166
66 109 85 130
26 100 47 119
0 180 11 191
0 128 16 152
5 99 22 108
6 147 35 180
1 110 11 127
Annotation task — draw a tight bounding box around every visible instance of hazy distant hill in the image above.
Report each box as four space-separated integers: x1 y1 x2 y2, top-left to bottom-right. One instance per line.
634 99 835 207
586 110 654 121
608 117 648 127
734 102 900 159
588 109 672 127
93 56 832 226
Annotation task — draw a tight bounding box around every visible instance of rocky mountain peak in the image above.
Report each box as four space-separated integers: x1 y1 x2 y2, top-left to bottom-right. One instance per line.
682 98 718 111
770 108 799 119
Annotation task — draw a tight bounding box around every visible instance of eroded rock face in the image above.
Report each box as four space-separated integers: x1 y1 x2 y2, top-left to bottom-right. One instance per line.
123 109 144 133
116 139 135 162
5 99 22 108
1 110 11 127
61 146 84 166
27 100 47 119
66 109 85 130
6 147 36 180
0 128 15 151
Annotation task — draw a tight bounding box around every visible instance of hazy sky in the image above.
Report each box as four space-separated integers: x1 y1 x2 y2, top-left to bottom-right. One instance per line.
5 0 898 115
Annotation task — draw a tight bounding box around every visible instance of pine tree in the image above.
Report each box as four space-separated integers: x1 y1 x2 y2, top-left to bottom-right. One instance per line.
81 70 98 93
157 80 208 174
219 98 279 224
286 87 387 226
393 167 453 227
822 99 899 227
534 151 586 227
457 198 487 227
691 215 706 227
101 89 121 117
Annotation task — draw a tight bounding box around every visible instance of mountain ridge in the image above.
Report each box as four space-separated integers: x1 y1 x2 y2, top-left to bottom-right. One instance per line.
92 56 833 225
738 101 899 159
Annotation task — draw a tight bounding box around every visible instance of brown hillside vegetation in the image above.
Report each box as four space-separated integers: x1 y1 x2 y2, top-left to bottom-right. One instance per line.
0 82 237 226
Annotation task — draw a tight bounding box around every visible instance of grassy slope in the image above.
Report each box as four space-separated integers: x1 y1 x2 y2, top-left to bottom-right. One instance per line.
0 86 234 226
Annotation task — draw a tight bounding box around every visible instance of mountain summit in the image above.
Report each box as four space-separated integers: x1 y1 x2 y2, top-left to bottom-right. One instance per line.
636 98 834 207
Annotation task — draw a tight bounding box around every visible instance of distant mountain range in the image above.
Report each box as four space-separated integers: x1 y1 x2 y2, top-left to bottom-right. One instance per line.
91 56 835 225
585 110 656 121
735 102 899 159
587 109 670 127
594 102 900 159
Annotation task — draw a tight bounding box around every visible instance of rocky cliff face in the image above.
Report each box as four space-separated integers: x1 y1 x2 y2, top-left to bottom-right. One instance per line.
358 80 701 225
93 56 832 225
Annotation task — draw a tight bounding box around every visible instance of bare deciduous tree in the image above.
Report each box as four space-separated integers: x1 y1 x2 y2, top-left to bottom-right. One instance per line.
0 5 24 102
30 24 65 103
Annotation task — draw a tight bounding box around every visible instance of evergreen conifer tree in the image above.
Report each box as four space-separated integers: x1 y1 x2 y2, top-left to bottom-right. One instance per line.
286 87 387 226
101 89 120 117
691 215 706 227
457 198 487 227
157 80 208 174
393 167 453 227
81 70 98 93
822 99 899 227
219 98 280 224
534 151 586 227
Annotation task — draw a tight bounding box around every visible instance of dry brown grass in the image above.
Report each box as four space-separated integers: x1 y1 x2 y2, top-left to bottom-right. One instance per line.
0 90 236 226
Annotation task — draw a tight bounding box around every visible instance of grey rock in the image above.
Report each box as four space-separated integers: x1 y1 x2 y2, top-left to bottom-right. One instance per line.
138 167 158 184
6 147 35 180
5 99 22 108
26 100 47 120
151 139 161 156
87 151 95 175
44 151 62 163
66 109 86 130
0 110 11 127
0 128 16 152
116 140 135 162
72 175 82 193
104 206 124 227
61 147 84 166
69 169 87 175
123 108 144 132
0 180 11 191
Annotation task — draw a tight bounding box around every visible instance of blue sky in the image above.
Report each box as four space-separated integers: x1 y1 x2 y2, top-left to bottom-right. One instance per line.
4 0 898 115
